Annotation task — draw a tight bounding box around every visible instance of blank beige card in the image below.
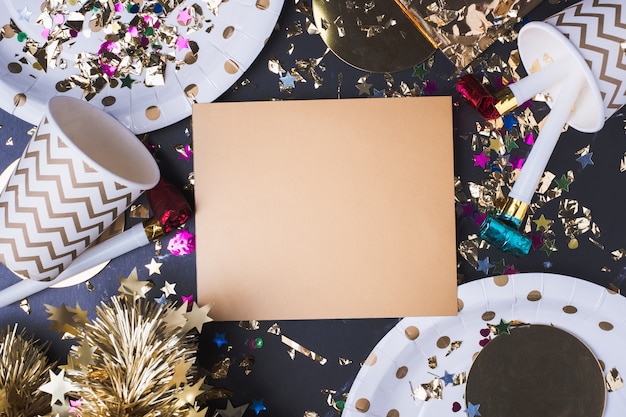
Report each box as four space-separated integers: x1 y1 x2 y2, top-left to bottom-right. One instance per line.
193 97 457 321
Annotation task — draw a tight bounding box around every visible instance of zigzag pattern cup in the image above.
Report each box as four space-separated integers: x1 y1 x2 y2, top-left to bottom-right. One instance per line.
0 97 159 281
545 0 626 127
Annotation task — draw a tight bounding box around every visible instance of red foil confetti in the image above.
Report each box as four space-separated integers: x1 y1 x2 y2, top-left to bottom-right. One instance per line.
167 229 195 256
146 177 192 234
456 75 501 120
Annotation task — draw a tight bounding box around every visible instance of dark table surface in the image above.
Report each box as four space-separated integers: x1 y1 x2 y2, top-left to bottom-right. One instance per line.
2 0 626 416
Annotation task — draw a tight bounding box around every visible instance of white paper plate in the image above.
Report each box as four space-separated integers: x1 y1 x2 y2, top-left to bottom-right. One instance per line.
0 0 283 133
344 273 626 417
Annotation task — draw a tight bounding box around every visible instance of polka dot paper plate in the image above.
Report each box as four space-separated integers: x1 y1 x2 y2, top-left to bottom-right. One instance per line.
343 273 626 417
0 0 283 133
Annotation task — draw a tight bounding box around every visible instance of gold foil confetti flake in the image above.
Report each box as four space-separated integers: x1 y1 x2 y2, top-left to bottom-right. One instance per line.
339 357 352 366
130 204 150 219
267 56 285 74
5 137 12 146
280 335 327 364
295 0 312 15
154 239 163 256
85 280 95 291
210 358 231 379
589 237 605 250
239 355 255 375
428 356 437 369
306 18 320 35
453 372 467 386
607 367 624 392
536 171 556 195
458 238 480 268
304 412 320 417
611 249 626 261
621 153 626 172
286 21 303 38
239 320 260 330
19 298 31 314
267 323 281 335
445 340 462 356
410 378 443 402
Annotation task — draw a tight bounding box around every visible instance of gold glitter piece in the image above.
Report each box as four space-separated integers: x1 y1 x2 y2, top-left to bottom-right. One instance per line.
281 335 327 364
339 357 352 366
611 249 626 261
210 358 231 379
453 371 467 386
239 320 260 330
130 204 150 218
410 378 443 401
239 355 255 375
267 323 281 335
19 298 31 314
428 355 437 369
607 367 624 392
445 340 462 356
5 137 13 146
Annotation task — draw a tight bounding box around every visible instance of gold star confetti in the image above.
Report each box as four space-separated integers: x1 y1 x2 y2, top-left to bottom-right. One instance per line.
39 369 78 405
117 267 153 299
45 303 79 337
174 377 205 407
67 303 89 327
145 258 163 275
182 302 214 333
216 400 249 417
161 280 177 297
164 303 188 332
170 359 194 387
533 214 552 231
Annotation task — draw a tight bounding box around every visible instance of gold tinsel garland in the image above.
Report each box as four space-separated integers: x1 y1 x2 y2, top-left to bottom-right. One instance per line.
0 325 56 417
62 296 207 416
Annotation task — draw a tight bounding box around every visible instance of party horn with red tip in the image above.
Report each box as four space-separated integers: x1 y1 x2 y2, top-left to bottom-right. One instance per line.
457 0 626 256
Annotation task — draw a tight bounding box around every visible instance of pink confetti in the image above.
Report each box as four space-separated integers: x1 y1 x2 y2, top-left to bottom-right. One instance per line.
176 35 190 51
509 155 525 170
524 132 534 145
177 8 193 25
167 229 195 256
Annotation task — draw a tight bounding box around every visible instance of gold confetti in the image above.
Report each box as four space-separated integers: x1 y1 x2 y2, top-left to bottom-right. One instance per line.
280 335 327 364
445 340 462 356
239 355 255 375
607 367 624 392
130 204 150 219
267 323 281 335
338 357 352 366
19 298 31 314
428 355 437 369
210 358 231 379
239 320 260 330
410 378 443 401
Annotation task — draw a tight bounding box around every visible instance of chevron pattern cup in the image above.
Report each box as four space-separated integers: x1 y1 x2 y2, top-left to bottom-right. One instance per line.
545 0 626 121
0 97 160 282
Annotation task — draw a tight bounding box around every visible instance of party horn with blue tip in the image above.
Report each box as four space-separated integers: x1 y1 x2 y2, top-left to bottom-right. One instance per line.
458 0 626 256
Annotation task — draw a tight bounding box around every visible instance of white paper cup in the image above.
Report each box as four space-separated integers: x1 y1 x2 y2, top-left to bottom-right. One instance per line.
0 96 160 281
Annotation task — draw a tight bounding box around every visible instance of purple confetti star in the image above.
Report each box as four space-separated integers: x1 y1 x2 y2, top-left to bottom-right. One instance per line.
504 265 519 274
509 155 525 170
460 202 477 217
473 151 490 168
530 232 544 250
178 144 193 161
182 294 194 305
473 212 487 226
177 8 192 25
422 80 437 95
524 132 534 145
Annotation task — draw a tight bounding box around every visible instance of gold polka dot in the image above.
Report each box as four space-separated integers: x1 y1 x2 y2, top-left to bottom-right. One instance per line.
437 336 450 349
13 94 26 107
562 305 577 314
493 275 509 286
527 290 542 301
102 96 116 107
404 326 419 340
3 24 15 38
387 410 400 417
472 351 480 361
224 59 239 74
481 311 496 321
355 398 370 413
396 366 408 379
457 298 464 312
109 79 119 88
607 285 619 295
599 321 614 331
363 352 377 366
255 0 269 9
184 84 199 100
145 105 161 121
32 62 43 71
8 62 21 73
184 51 198 65
568 238 579 249
223 26 235 39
